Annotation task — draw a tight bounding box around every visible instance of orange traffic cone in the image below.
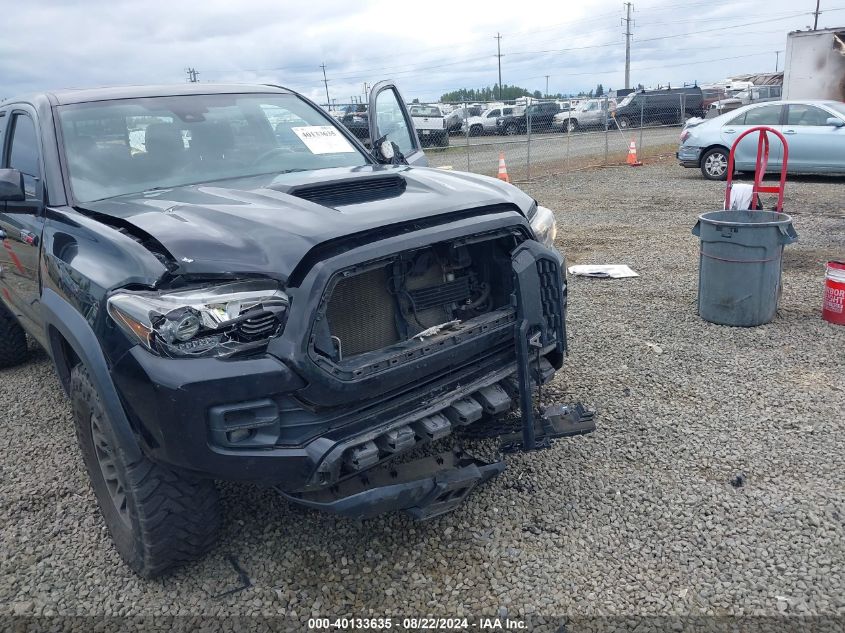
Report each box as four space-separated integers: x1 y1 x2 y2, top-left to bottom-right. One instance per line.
497 152 510 183
626 138 642 166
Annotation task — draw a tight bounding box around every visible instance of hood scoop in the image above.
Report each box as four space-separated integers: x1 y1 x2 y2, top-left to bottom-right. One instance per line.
283 174 407 208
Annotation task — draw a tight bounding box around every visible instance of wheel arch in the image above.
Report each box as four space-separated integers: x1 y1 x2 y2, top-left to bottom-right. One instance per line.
41 288 142 461
699 143 730 166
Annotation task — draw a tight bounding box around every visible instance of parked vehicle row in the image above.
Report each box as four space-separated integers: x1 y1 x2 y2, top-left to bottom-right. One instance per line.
335 86 710 143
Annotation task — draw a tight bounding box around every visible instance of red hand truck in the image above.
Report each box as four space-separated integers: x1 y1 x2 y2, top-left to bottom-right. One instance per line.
724 125 789 212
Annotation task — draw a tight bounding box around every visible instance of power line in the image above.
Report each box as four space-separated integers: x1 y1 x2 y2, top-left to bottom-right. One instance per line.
623 2 634 89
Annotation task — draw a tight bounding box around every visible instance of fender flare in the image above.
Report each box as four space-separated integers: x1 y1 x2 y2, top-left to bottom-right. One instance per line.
40 288 142 462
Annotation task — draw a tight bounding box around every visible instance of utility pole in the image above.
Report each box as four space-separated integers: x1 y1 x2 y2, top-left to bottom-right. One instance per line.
775 50 783 72
622 3 633 89
544 75 550 98
363 82 370 102
320 63 331 107
494 33 503 100
813 0 821 29
186 68 199 83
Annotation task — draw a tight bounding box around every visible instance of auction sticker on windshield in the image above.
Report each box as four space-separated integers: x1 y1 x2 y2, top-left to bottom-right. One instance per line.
293 126 356 154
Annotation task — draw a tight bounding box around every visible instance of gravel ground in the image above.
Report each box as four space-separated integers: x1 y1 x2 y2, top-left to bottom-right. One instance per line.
1 159 844 629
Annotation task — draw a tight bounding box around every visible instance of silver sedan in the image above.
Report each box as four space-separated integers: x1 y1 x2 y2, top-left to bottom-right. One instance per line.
677 100 845 180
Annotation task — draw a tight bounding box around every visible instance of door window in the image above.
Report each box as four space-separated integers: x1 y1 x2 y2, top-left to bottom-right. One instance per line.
786 104 830 127
487 110 500 118
374 88 414 155
7 114 41 200
742 105 782 126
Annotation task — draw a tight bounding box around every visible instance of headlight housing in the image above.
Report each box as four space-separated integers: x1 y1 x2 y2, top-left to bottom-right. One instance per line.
530 204 558 249
107 280 288 359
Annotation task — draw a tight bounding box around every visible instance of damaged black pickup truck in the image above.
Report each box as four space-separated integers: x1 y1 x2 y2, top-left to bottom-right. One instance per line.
0 82 593 577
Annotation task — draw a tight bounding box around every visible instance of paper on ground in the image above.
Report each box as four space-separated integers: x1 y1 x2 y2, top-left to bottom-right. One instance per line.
568 264 639 278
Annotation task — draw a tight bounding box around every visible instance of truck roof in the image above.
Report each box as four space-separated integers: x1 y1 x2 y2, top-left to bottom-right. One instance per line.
2 83 293 106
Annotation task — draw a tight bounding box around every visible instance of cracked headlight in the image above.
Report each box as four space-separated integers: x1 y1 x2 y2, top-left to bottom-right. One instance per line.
107 280 288 358
530 204 558 249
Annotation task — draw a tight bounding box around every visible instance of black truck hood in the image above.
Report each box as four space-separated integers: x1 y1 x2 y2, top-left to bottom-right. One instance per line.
81 165 533 284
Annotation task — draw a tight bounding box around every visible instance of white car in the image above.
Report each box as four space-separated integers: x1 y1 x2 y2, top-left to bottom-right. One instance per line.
461 106 518 136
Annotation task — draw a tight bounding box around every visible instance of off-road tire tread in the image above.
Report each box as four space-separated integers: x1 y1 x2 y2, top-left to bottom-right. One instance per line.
71 365 221 577
0 309 28 368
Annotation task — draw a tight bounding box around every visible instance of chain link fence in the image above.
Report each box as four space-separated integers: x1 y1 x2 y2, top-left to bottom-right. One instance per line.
332 91 712 181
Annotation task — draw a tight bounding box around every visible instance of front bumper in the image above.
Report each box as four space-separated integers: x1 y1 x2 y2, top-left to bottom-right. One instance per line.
109 211 567 496
677 145 702 167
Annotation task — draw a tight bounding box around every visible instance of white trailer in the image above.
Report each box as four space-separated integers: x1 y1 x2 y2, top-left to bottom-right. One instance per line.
783 27 845 100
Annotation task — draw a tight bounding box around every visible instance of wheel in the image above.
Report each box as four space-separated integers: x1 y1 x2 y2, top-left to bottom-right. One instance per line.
470 124 483 137
0 307 28 368
565 119 578 133
617 116 631 130
504 123 518 136
71 364 221 577
700 147 730 181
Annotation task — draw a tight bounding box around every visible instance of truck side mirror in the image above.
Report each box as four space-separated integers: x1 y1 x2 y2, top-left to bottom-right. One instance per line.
826 117 844 127
0 168 25 202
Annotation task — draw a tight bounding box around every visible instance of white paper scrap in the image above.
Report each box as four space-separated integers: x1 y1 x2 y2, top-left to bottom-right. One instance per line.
292 126 356 154
568 265 639 279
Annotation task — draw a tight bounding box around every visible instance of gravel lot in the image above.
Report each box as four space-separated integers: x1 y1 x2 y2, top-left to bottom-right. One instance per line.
2 159 844 629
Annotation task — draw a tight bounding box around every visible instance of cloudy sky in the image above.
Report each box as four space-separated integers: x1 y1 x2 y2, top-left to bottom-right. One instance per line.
1 0 842 103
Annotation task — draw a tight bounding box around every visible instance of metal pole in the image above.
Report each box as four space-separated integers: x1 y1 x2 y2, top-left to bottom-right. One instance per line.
566 101 571 171
526 106 532 181
495 33 503 100
603 96 609 165
813 0 821 29
320 63 330 107
544 75 549 98
639 94 644 158
623 2 633 90
775 50 781 72
464 102 471 172
679 93 684 126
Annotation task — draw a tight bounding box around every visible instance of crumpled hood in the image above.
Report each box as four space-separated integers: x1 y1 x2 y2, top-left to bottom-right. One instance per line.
80 165 533 284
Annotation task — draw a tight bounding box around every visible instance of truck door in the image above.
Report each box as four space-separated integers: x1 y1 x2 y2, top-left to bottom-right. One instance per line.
0 108 46 337
368 81 427 166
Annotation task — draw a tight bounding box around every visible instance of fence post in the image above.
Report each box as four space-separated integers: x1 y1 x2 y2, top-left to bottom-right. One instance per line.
526 105 532 181
603 95 609 166
679 93 684 126
639 94 644 159
566 101 571 172
463 102 470 172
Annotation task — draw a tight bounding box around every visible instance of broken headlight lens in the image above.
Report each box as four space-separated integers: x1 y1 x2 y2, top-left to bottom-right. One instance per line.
530 205 558 249
107 280 288 358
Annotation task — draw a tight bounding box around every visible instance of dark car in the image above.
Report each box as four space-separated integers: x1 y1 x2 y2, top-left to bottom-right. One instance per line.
613 86 705 129
496 101 561 135
0 82 577 577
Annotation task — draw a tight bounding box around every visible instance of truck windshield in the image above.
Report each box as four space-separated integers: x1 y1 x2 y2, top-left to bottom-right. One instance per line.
58 93 369 202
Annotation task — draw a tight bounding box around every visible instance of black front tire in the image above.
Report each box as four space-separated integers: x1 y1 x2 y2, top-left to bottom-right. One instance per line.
0 308 28 368
700 147 730 181
504 123 518 136
71 365 221 577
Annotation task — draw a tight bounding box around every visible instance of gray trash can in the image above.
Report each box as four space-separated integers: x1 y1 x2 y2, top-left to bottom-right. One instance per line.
692 210 798 327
